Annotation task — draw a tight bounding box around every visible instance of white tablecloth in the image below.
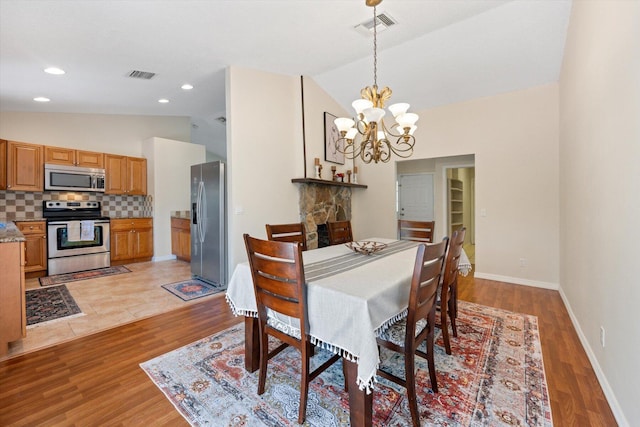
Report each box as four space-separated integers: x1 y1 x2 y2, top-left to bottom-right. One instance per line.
225 238 472 392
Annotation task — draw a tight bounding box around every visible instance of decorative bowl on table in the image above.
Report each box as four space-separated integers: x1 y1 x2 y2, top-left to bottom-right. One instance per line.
345 241 387 255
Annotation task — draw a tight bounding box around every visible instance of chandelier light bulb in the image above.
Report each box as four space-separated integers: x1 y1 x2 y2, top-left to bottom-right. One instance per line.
396 112 419 128
363 107 385 124
345 128 358 140
334 117 356 133
388 103 410 118
352 99 373 115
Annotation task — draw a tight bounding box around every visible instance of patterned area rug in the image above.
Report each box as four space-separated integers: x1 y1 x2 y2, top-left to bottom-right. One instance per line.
39 265 131 286
161 279 227 301
140 301 552 426
26 285 83 327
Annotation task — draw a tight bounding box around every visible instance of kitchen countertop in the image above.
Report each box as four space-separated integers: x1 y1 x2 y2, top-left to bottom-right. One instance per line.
0 222 26 243
170 211 191 220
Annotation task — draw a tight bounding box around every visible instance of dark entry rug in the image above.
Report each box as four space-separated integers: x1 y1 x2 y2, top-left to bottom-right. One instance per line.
39 265 131 286
161 279 227 301
26 285 83 327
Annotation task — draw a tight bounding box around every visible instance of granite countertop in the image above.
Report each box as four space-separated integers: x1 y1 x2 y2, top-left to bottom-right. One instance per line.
0 222 26 243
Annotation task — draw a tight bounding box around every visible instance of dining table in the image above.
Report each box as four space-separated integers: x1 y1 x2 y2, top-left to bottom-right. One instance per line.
225 237 472 426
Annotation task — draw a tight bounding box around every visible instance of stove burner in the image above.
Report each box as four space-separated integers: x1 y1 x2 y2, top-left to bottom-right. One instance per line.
43 200 108 221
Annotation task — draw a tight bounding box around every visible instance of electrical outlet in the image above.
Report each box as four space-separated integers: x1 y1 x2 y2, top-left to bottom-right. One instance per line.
600 326 605 347
519 258 526 267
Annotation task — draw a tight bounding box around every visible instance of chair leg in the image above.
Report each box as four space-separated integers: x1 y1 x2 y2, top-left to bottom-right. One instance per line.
448 290 458 338
440 305 452 355
404 348 420 427
298 342 311 424
257 327 269 395
427 313 438 393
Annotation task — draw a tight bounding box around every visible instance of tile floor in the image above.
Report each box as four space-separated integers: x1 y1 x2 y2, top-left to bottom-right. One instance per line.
3 259 223 362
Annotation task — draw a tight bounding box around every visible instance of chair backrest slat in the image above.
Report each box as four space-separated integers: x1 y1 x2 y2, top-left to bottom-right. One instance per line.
398 220 435 243
327 220 353 245
266 222 307 251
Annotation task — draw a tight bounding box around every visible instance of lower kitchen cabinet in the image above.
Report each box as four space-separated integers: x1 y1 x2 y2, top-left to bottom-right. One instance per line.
171 217 191 262
0 241 26 356
15 221 47 278
110 218 153 265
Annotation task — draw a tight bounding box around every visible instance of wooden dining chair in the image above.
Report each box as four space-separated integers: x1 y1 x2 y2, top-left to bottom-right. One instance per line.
327 220 353 245
438 227 466 355
376 238 449 427
398 219 435 243
265 222 307 251
243 234 341 424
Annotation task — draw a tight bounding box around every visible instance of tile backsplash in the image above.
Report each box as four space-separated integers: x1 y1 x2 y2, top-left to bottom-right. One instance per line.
0 191 153 220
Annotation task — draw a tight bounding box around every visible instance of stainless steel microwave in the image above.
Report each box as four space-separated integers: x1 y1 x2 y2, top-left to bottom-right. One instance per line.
44 164 106 192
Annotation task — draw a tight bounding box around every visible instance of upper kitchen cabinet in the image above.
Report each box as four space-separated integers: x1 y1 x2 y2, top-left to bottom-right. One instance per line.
5 140 44 192
0 140 6 189
45 146 104 168
105 154 147 195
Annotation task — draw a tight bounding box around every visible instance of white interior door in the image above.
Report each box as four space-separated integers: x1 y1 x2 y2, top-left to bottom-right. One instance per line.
398 173 434 221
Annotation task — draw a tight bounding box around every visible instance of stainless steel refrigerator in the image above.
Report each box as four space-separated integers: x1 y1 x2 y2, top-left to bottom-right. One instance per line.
190 161 226 287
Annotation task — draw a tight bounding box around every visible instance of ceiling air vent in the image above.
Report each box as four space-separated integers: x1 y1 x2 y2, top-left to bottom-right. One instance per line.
354 12 397 36
128 70 156 80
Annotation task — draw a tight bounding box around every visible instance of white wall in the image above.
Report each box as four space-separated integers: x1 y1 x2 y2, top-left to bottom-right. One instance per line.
559 1 640 425
225 69 349 275
142 137 205 260
0 112 190 156
354 84 560 288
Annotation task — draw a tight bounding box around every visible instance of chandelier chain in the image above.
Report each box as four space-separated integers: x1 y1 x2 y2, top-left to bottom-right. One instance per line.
373 5 377 88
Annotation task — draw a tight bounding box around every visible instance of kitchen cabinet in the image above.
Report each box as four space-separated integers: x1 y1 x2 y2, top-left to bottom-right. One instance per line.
45 146 105 168
15 221 48 278
110 218 153 264
105 154 147 195
5 140 44 192
0 139 6 189
171 217 191 262
0 241 26 357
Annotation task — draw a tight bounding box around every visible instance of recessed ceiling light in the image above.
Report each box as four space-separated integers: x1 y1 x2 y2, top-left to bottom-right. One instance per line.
181 84 193 90
44 67 65 75
33 97 50 102
158 98 170 103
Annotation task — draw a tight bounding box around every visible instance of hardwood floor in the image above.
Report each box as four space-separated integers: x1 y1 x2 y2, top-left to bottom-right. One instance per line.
0 266 617 426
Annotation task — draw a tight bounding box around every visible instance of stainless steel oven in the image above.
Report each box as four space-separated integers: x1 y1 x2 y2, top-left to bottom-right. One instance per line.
43 201 111 275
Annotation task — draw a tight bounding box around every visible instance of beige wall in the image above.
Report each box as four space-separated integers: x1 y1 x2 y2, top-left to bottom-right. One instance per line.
0 111 190 156
142 137 205 260
354 84 560 288
559 1 640 424
225 68 349 273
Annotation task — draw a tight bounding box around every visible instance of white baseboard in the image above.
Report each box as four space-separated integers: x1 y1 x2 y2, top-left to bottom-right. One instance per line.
557 287 629 427
473 272 559 290
152 254 177 262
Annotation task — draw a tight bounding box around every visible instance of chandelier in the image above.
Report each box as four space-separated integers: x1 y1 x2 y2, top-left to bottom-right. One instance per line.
333 0 418 164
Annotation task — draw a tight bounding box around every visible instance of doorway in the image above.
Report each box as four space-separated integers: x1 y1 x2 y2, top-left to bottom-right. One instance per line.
444 166 475 264
396 155 475 265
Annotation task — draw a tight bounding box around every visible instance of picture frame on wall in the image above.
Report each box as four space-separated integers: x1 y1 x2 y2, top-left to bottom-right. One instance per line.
324 112 344 165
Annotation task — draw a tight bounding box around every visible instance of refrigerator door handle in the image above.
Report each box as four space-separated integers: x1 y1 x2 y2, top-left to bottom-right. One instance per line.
197 180 205 243
200 181 207 242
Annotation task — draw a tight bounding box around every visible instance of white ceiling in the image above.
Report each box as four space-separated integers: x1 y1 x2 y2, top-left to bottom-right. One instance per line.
0 0 571 153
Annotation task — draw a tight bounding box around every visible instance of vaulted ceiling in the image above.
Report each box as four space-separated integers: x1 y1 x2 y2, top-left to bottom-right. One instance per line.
0 0 571 153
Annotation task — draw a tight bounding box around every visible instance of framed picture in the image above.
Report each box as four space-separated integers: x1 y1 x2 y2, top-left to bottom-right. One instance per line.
324 112 344 165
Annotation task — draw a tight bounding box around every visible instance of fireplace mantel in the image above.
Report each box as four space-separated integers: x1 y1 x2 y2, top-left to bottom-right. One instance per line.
291 178 367 189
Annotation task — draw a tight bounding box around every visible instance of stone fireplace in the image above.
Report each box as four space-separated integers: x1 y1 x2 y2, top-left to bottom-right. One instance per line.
296 182 352 249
